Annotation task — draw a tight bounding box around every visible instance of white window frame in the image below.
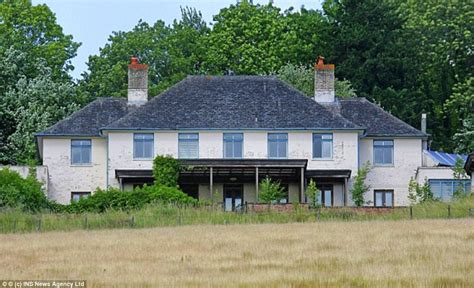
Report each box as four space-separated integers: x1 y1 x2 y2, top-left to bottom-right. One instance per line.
133 133 154 160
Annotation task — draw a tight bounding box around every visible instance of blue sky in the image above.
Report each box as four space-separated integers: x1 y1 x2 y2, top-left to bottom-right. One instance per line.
32 0 323 79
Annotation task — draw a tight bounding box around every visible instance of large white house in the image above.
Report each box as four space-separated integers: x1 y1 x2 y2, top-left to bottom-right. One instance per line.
34 57 469 209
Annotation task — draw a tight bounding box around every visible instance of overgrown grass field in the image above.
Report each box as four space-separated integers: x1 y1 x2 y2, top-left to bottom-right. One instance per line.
1 197 474 233
0 219 473 287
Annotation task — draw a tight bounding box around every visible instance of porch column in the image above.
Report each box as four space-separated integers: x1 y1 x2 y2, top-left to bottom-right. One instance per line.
119 178 123 192
300 167 305 203
209 166 213 199
255 167 259 203
344 177 348 206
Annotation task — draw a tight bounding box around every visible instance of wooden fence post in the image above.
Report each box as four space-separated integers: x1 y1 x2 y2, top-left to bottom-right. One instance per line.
13 219 17 233
317 209 321 222
36 218 41 232
130 216 135 228
409 206 413 219
84 214 88 230
447 205 451 218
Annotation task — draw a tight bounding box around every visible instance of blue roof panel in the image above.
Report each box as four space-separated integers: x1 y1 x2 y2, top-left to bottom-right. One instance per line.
426 150 467 167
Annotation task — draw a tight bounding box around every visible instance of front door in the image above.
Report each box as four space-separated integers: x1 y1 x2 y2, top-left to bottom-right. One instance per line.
224 184 243 211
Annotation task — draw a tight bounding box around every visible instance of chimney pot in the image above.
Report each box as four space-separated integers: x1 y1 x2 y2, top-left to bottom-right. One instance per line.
128 57 148 106
314 56 335 103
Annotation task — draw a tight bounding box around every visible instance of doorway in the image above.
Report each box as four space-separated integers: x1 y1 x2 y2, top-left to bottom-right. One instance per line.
224 184 243 212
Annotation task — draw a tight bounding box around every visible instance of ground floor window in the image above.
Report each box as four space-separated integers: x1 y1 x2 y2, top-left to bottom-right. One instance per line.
71 192 91 203
316 184 333 207
374 190 393 207
429 179 471 201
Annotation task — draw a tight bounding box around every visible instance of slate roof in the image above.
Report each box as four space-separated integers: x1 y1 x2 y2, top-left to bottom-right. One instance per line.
104 76 360 130
36 97 130 136
339 98 428 137
37 76 427 138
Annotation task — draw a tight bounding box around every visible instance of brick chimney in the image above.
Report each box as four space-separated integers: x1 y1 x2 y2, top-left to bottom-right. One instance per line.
314 56 335 103
128 56 148 106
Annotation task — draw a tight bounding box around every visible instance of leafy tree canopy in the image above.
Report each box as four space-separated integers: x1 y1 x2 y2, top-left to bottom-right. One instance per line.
0 0 80 79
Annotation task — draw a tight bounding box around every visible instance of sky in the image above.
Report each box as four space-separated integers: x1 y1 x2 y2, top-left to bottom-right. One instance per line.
32 0 323 79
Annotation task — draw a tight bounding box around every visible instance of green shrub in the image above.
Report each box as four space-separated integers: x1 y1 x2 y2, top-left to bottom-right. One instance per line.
408 177 434 204
351 162 371 207
153 155 181 187
0 168 52 212
305 179 321 208
66 185 197 213
259 176 285 204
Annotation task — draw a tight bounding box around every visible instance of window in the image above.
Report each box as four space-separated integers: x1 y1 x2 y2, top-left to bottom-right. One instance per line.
429 179 471 201
71 192 91 203
268 133 288 159
71 139 91 165
374 190 394 207
316 185 333 207
223 133 243 158
313 133 333 159
373 140 394 165
133 133 154 159
179 133 199 159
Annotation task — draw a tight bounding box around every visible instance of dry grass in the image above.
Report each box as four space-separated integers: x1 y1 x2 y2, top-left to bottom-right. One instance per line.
0 219 473 287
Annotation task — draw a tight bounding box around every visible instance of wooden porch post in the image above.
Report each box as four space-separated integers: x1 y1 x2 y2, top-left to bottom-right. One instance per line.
255 167 259 203
344 177 348 206
119 178 123 192
209 166 213 199
300 167 305 203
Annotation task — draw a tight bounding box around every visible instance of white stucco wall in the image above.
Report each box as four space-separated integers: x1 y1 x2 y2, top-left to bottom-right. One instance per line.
416 167 456 183
42 138 107 204
359 138 422 206
41 130 423 206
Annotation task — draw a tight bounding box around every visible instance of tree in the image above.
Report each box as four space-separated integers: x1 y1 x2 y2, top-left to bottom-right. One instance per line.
444 77 474 153
408 177 434 204
399 0 474 151
305 179 321 208
204 1 298 74
80 7 209 101
452 158 469 199
258 176 285 204
0 0 81 165
0 0 80 79
277 62 357 98
350 162 370 207
0 50 79 164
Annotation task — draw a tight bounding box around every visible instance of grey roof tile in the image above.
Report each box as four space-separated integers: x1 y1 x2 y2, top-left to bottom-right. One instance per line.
339 98 427 137
36 97 130 136
105 76 360 130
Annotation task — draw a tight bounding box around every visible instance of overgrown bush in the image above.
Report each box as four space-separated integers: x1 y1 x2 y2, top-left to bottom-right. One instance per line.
66 185 197 213
408 177 435 204
305 179 321 208
259 176 285 204
0 168 52 212
153 155 181 187
351 162 371 207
